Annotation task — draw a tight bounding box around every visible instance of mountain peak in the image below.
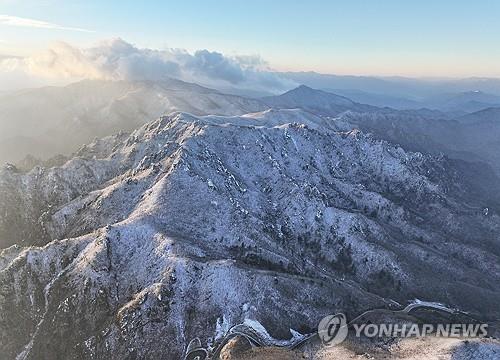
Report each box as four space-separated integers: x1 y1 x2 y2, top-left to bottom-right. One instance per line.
262 84 362 115
287 84 320 94
295 84 315 91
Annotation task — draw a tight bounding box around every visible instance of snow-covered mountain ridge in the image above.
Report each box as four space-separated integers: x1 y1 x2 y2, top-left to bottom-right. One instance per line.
0 109 499 359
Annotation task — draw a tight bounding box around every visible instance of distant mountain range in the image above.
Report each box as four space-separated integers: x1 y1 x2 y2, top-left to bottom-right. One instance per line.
280 71 500 98
425 91 500 112
0 81 382 165
2 80 500 179
327 88 500 113
323 88 423 110
0 79 267 164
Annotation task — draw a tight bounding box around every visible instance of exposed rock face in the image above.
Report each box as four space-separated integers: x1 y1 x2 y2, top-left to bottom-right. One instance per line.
0 110 499 359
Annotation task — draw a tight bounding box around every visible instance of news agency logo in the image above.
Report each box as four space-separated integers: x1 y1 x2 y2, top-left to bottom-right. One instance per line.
317 313 348 346
317 312 489 347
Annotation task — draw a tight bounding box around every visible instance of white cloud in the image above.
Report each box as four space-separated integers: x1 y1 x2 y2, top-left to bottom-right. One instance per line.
0 14 93 32
0 38 295 93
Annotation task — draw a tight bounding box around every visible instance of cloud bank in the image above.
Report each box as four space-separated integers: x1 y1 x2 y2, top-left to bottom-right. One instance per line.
0 38 295 93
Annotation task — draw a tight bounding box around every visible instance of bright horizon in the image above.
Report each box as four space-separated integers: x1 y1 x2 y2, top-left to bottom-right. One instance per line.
1 0 500 80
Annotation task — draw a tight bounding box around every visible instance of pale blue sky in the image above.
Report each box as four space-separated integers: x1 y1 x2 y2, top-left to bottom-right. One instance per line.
1 0 499 77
